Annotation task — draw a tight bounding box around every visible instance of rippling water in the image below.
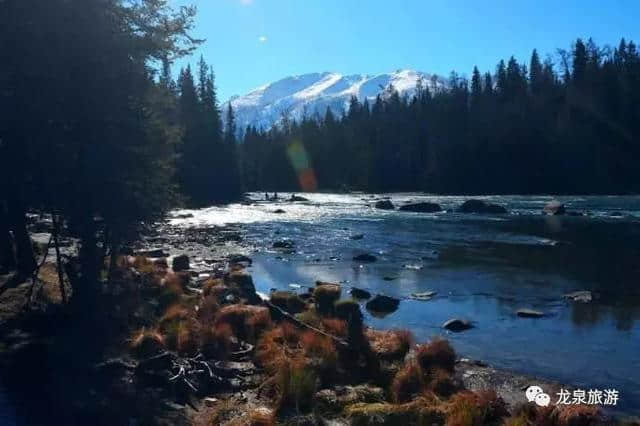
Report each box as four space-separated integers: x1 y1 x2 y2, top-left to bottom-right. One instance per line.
174 193 640 414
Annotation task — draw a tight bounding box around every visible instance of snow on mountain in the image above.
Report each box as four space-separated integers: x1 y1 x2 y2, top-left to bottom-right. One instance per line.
222 69 444 134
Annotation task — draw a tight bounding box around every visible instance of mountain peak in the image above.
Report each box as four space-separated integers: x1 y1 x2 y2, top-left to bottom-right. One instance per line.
223 70 444 133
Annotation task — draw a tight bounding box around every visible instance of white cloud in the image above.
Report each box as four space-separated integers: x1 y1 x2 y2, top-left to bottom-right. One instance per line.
258 35 267 43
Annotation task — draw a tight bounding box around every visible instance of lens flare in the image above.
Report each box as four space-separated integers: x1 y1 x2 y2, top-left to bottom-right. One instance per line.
287 141 317 191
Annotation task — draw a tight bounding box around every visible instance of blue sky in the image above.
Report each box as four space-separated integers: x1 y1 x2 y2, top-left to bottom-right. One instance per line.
171 0 640 101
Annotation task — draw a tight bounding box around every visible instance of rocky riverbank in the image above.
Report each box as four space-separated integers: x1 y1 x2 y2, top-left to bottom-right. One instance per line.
0 216 633 425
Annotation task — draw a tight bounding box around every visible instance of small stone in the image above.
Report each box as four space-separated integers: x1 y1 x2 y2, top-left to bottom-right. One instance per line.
374 200 395 210
353 253 377 262
350 288 372 300
563 291 592 303
516 308 545 318
350 234 364 240
366 295 400 313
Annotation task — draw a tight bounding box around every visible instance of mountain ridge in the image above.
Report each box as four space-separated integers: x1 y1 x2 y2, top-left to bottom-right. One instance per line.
222 69 444 133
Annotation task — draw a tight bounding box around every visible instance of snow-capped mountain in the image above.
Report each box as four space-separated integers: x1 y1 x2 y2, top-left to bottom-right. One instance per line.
223 69 444 133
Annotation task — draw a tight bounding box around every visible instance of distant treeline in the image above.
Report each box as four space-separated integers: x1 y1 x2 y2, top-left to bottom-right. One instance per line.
239 39 640 194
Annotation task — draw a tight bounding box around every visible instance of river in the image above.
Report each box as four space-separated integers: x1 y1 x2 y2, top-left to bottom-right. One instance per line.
170 193 640 415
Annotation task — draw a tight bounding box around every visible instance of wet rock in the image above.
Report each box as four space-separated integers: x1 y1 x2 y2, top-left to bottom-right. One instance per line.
399 202 442 213
516 308 545 318
172 254 190 272
443 318 473 332
273 209 286 214
411 291 436 301
350 234 364 240
366 295 400 313
350 288 372 300
458 199 508 214
374 200 395 210
289 195 309 202
136 248 169 258
227 254 252 265
273 240 295 249
609 211 624 217
382 276 397 281
543 200 565 215
353 253 377 262
563 291 592 303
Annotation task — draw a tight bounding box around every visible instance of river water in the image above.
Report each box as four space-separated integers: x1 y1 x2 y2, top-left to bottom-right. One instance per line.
174 193 640 414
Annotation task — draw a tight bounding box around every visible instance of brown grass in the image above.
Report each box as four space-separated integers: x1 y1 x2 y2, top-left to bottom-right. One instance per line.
130 328 165 358
322 318 348 337
313 284 341 314
247 407 276 426
366 329 414 361
270 291 307 314
416 338 456 373
275 357 317 413
391 360 425 403
427 367 458 397
214 304 271 343
200 322 233 359
556 404 602 426
202 278 224 296
197 294 220 326
445 390 507 426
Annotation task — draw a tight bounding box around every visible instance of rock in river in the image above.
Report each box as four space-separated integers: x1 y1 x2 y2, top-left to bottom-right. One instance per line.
172 254 190 272
443 318 473 332
350 288 372 300
516 308 545 318
458 199 508 214
366 295 400 313
411 291 437 301
399 202 442 213
374 200 395 210
353 253 377 262
273 240 294 249
563 290 592 303
289 195 309 202
543 200 565 215
442 318 473 333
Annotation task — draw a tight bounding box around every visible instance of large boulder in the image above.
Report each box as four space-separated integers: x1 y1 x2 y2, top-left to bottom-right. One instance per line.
375 200 395 210
458 199 508 214
543 200 565 215
172 254 190 272
366 295 400 314
399 202 442 213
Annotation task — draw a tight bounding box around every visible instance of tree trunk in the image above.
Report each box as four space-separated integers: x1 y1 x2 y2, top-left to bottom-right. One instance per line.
0 201 16 273
7 195 36 275
51 213 67 302
74 214 99 308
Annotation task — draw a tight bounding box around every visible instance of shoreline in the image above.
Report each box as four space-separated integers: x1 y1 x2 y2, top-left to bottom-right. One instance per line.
0 216 636 424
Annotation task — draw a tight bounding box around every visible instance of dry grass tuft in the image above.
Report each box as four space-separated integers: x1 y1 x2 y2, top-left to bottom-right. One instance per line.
270 291 307 314
391 360 425 403
246 407 276 426
130 328 165 358
200 322 233 359
202 278 224 296
275 357 317 413
416 338 456 373
426 367 458 397
445 390 507 426
214 304 271 343
556 404 602 426
313 284 341 314
366 328 414 361
322 318 348 337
